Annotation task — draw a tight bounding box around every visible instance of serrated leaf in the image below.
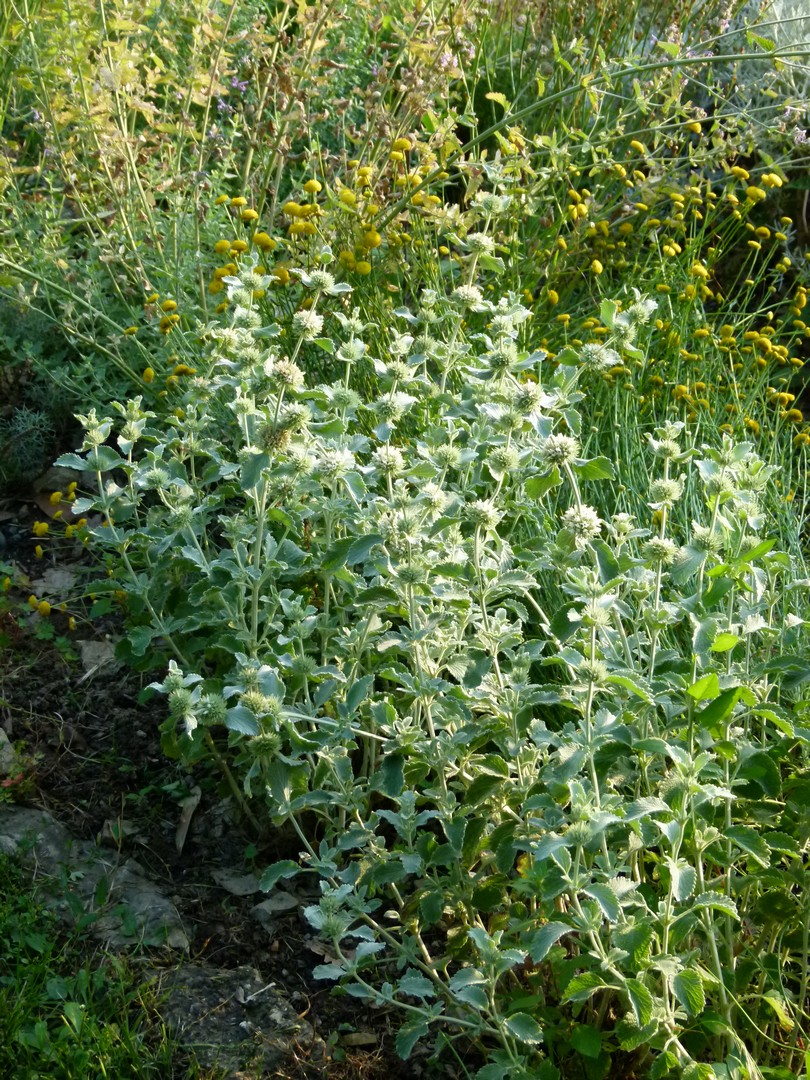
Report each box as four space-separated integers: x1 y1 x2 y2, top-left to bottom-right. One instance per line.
656 40 680 56
605 672 653 702
572 456 615 481
725 825 770 867
762 991 794 1031
763 831 800 857
625 977 653 1026
312 962 345 981
600 299 618 329
225 705 260 735
528 921 572 962
593 538 620 583
687 673 720 701
711 632 740 653
623 797 668 820
345 674 374 715
618 1019 659 1051
746 30 776 50
697 687 743 730
672 970 705 1016
453 984 489 1009
240 451 269 492
582 883 621 922
564 971 608 1003
321 536 356 571
570 1023 602 1058
671 543 708 583
464 773 502 805
449 967 486 992
666 857 696 902
690 891 739 919
397 970 436 1000
395 1019 429 1060
525 466 562 500
378 753 404 798
614 921 654 969
259 859 300 891
503 1012 544 1044
476 1065 510 1080
55 452 93 473
347 532 383 565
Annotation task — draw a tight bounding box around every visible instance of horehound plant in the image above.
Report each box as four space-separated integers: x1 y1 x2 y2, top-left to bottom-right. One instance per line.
61 254 810 1078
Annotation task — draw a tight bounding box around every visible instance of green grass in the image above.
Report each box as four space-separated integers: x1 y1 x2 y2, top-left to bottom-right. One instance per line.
0 854 207 1080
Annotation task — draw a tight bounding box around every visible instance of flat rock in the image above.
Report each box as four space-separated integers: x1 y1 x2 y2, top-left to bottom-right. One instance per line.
0 805 187 950
95 859 189 950
0 728 20 777
155 963 325 1077
250 891 301 935
31 567 78 593
0 805 75 871
212 868 262 896
77 639 118 675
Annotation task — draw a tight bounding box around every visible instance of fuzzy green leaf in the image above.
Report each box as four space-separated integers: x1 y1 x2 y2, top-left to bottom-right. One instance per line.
259 860 300 890
687 673 720 701
563 971 609 1003
503 1012 544 1045
570 1024 602 1058
725 825 770 867
672 970 705 1016
528 922 572 963
582 883 621 922
395 1019 429 1060
625 977 654 1027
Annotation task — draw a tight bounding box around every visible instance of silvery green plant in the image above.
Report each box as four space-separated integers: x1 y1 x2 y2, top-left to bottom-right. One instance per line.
60 253 810 1079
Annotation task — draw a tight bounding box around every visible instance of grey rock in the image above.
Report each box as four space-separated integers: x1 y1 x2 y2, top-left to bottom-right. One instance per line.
0 805 187 950
212 868 262 896
250 891 301 937
0 728 20 777
0 805 75 871
154 963 324 1078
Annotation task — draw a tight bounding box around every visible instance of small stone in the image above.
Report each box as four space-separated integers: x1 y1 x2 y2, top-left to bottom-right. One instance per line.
0 729 19 777
213 868 262 896
254 890 300 914
251 893 300 936
340 1031 378 1048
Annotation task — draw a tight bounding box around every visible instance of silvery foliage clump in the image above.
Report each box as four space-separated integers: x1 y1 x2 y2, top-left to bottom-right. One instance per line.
61 253 810 1079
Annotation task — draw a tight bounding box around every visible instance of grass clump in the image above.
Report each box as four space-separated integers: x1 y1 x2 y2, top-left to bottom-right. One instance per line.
0 853 204 1079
